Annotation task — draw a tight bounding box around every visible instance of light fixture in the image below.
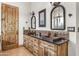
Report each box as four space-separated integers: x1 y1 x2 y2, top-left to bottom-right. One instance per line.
50 2 61 6
68 13 72 18
26 21 28 24
50 2 53 6
32 11 35 16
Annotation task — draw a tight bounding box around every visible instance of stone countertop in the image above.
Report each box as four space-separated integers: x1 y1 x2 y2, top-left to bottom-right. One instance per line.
25 34 69 45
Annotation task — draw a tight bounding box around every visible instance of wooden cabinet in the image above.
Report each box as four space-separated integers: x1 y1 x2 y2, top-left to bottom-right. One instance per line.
23 35 68 56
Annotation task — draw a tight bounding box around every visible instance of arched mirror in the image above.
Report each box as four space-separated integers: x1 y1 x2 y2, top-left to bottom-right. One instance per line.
31 12 36 29
50 5 65 30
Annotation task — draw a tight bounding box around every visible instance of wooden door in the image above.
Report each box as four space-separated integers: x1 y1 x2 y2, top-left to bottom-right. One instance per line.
1 4 19 50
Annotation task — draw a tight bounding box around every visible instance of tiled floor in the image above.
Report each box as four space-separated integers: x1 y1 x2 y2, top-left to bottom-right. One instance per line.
0 47 33 56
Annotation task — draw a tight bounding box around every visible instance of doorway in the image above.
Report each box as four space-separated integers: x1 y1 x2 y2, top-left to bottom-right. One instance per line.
1 3 19 50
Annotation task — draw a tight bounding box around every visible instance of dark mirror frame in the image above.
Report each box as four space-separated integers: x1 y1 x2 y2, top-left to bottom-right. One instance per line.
39 9 46 27
31 15 36 29
50 5 65 30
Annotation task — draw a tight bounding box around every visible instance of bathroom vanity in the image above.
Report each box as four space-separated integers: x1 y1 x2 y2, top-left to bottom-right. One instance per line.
23 30 69 56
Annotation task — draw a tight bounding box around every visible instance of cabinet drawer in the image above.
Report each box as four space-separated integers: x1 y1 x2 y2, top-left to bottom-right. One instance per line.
48 46 57 51
33 46 38 51
40 41 48 47
29 42 32 45
33 46 39 56
40 40 47 44
24 36 29 41
28 45 33 52
29 45 33 49
33 38 38 43
25 42 29 48
23 36 26 40
33 43 38 47
33 42 39 47
40 40 57 52
33 50 39 56
48 44 57 51
33 49 38 53
33 39 39 46
26 35 30 38
29 39 33 43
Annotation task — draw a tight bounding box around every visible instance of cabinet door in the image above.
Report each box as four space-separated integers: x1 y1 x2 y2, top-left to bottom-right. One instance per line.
57 43 68 56
44 47 48 56
48 48 57 56
44 45 57 56
38 46 44 56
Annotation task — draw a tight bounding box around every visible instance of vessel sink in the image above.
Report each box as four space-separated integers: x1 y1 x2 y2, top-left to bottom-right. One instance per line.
53 37 66 44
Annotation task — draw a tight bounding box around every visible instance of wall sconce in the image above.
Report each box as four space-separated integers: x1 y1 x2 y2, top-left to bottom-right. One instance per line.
32 11 35 16
68 13 72 18
26 21 28 24
50 2 53 6
30 11 35 16
50 2 61 6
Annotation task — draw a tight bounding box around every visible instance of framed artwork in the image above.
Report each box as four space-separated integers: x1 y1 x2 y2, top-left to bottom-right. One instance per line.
39 9 46 27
